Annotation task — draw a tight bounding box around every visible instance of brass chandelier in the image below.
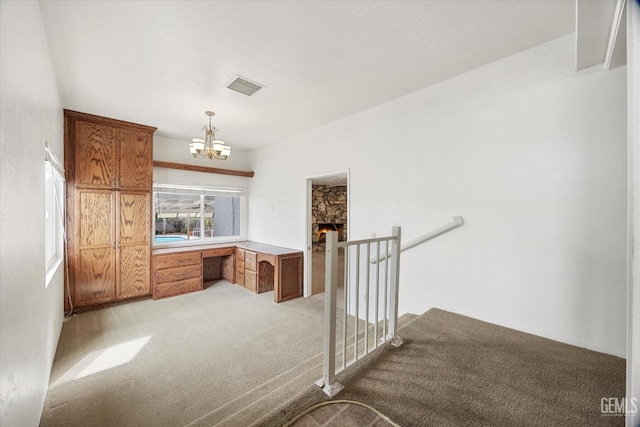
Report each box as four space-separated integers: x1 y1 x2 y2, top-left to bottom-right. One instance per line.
188 111 231 160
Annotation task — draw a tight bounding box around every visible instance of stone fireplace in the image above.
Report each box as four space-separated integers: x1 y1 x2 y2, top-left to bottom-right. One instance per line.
317 223 344 243
312 185 347 251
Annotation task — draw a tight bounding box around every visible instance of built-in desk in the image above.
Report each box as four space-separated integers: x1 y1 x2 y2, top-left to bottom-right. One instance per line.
152 241 303 303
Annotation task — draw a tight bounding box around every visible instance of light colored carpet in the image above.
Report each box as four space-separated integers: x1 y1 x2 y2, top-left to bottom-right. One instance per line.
260 308 626 427
41 284 625 427
40 281 328 427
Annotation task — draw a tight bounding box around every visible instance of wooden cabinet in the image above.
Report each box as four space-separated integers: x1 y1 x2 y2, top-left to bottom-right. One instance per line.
75 190 116 305
235 248 245 286
116 192 150 299
118 129 153 190
152 242 303 303
65 110 156 309
74 121 116 188
244 251 258 292
235 248 259 292
152 252 203 299
73 120 152 190
233 243 303 302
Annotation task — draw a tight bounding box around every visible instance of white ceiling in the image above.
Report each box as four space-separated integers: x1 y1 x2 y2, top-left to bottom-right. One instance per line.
38 1 575 151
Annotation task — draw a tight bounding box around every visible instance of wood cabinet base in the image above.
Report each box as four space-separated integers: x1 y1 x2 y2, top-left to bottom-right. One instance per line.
152 242 303 303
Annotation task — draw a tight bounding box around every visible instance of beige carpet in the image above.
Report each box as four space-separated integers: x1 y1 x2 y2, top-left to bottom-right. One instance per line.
40 280 329 427
41 283 626 427
260 308 626 427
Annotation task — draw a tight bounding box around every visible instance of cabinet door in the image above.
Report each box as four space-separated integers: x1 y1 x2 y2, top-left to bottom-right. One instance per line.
118 129 152 191
117 192 150 298
76 190 116 305
75 121 117 188
245 251 257 271
245 270 257 293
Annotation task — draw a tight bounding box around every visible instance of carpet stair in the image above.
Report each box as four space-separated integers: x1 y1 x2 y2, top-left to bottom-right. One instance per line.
192 313 418 427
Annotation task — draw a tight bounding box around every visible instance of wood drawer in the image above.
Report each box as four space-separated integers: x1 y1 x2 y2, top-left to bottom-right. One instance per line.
236 248 245 262
155 252 201 269
202 247 234 258
156 264 201 284
245 270 257 292
245 251 257 271
236 260 245 273
154 277 202 299
235 271 245 286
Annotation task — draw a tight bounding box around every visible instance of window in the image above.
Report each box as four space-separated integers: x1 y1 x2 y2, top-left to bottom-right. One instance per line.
153 182 244 246
45 157 65 283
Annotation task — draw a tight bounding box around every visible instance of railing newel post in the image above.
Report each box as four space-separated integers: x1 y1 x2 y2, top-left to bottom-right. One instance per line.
389 226 404 347
315 230 343 397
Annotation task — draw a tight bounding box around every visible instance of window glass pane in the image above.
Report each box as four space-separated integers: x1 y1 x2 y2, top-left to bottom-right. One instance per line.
45 164 55 264
154 192 202 242
204 195 241 238
153 184 244 245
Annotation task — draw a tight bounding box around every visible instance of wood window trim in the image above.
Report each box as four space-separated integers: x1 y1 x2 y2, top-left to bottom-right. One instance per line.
153 160 255 178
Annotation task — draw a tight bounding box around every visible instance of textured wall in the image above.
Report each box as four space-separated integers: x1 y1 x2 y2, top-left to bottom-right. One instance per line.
0 2 65 425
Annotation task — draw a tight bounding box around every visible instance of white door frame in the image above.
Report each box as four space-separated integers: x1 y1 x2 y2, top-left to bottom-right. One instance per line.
304 169 350 297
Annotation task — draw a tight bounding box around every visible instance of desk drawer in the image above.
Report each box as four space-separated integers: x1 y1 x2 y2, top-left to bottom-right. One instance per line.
154 277 202 299
156 264 201 284
202 248 234 258
235 271 245 286
245 251 257 271
155 252 201 269
245 270 257 292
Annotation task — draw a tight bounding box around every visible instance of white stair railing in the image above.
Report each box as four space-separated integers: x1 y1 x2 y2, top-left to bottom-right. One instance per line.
315 226 403 397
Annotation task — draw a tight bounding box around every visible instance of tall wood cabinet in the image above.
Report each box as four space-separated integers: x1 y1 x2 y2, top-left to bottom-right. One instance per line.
65 110 156 309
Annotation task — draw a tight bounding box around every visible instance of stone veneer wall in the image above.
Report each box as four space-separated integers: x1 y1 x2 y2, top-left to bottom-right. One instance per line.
312 185 348 251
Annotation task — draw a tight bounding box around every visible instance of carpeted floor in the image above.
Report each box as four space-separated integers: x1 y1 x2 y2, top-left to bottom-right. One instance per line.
40 283 626 427
260 308 626 427
40 280 329 427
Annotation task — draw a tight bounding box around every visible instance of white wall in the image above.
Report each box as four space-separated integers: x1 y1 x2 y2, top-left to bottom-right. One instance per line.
153 135 251 188
248 33 628 357
0 1 65 425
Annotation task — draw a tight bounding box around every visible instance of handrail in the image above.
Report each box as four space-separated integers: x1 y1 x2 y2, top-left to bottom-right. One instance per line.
371 216 463 264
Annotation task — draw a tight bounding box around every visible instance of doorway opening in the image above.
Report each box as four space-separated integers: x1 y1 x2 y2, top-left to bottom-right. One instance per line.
306 171 349 297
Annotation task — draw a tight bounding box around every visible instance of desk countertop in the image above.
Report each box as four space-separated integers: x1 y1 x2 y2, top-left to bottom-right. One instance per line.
152 241 302 256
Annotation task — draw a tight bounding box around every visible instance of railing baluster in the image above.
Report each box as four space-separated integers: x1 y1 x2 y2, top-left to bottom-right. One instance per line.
342 245 348 370
365 242 370 353
354 244 360 361
374 241 380 347
383 239 389 340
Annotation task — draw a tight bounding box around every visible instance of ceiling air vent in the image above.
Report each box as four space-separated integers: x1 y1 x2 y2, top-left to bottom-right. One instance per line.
225 76 265 96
